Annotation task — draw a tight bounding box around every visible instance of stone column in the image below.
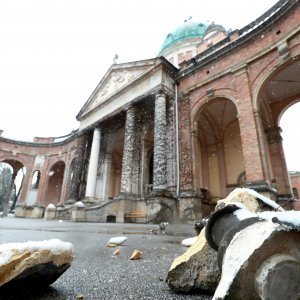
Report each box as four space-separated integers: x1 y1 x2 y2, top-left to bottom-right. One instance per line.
69 134 86 201
59 161 70 204
102 151 113 200
153 91 167 191
85 128 101 198
120 106 136 194
266 127 292 197
166 99 175 190
140 125 148 197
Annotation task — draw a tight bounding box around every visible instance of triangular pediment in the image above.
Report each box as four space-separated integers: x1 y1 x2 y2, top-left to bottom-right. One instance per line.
77 59 158 119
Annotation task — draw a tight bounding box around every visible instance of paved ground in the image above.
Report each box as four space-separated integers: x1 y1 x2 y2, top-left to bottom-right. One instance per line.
0 217 212 300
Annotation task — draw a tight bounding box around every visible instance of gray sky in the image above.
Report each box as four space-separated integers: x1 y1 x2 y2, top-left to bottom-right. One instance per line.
0 0 299 170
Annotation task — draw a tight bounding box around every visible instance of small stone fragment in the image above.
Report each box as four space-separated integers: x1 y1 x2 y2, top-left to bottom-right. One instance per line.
76 294 85 299
113 249 121 256
130 250 142 260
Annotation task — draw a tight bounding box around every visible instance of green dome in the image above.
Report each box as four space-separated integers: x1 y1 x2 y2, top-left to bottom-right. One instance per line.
159 19 209 55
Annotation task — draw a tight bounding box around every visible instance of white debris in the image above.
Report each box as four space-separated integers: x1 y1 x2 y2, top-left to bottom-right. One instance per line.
213 221 279 299
75 201 85 208
108 236 127 246
47 203 56 209
181 237 197 247
0 239 74 267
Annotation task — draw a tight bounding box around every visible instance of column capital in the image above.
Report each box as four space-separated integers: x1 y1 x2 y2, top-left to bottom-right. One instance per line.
265 127 283 144
155 90 166 99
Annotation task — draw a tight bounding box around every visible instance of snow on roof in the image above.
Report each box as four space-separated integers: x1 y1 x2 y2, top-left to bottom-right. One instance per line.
0 239 74 266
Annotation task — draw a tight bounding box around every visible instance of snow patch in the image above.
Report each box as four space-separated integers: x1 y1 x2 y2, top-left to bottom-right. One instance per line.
47 204 56 209
108 236 127 246
75 201 85 208
233 208 257 220
0 239 74 266
259 210 300 226
230 188 284 211
181 237 197 247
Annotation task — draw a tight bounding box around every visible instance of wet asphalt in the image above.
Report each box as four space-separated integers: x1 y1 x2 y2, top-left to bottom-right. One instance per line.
0 217 212 300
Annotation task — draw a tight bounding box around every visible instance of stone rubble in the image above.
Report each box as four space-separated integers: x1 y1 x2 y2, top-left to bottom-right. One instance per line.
167 188 282 294
130 250 142 260
0 239 74 289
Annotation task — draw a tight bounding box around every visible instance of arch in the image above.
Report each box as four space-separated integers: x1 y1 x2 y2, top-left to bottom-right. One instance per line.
43 161 66 206
191 93 240 131
253 54 300 198
0 156 26 172
0 161 25 215
192 97 244 208
253 52 300 113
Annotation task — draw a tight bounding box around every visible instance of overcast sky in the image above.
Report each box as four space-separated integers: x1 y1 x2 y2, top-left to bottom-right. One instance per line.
0 0 299 170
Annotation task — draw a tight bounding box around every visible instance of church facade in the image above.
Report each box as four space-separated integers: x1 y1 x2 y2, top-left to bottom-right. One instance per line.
0 0 299 223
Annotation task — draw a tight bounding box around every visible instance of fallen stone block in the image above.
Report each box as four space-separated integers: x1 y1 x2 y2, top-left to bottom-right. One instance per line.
0 239 74 290
166 229 220 293
167 188 283 295
204 202 300 299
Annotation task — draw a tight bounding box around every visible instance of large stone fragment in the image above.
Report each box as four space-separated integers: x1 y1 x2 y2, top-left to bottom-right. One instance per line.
0 239 74 289
166 229 220 293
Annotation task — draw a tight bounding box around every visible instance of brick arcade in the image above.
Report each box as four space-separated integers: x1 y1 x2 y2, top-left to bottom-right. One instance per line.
0 0 299 223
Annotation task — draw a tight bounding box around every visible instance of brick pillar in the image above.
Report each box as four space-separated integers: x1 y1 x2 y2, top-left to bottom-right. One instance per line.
69 134 87 201
266 127 292 197
235 68 264 182
59 161 70 204
254 112 271 181
153 91 167 191
120 106 136 194
85 128 101 198
18 164 33 204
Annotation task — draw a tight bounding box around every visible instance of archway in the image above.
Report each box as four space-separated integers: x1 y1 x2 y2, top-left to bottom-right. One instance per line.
44 161 65 206
280 102 300 208
256 57 300 202
193 98 244 209
0 159 25 215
